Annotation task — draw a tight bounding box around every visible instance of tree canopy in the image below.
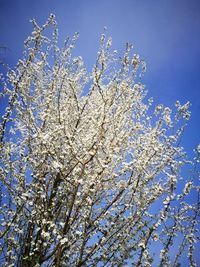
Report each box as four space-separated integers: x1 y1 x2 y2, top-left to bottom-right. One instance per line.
0 15 199 267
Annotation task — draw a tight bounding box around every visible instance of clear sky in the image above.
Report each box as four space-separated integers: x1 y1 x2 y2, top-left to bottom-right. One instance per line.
0 0 199 154
0 0 200 265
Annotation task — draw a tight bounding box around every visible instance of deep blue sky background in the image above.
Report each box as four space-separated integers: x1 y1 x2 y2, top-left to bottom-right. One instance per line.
0 0 199 154
0 0 200 264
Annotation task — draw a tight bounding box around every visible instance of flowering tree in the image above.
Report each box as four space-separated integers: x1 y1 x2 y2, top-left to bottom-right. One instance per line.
0 15 199 267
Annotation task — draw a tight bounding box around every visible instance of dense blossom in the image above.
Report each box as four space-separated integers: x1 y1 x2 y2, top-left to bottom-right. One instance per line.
0 15 199 267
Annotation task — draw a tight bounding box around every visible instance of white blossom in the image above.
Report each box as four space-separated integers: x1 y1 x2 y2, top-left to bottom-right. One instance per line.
0 15 199 267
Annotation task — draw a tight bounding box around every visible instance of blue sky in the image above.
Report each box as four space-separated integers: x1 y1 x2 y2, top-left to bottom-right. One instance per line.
0 0 200 265
0 0 199 154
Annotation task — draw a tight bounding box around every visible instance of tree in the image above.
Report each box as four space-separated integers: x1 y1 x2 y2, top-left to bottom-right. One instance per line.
0 15 199 267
